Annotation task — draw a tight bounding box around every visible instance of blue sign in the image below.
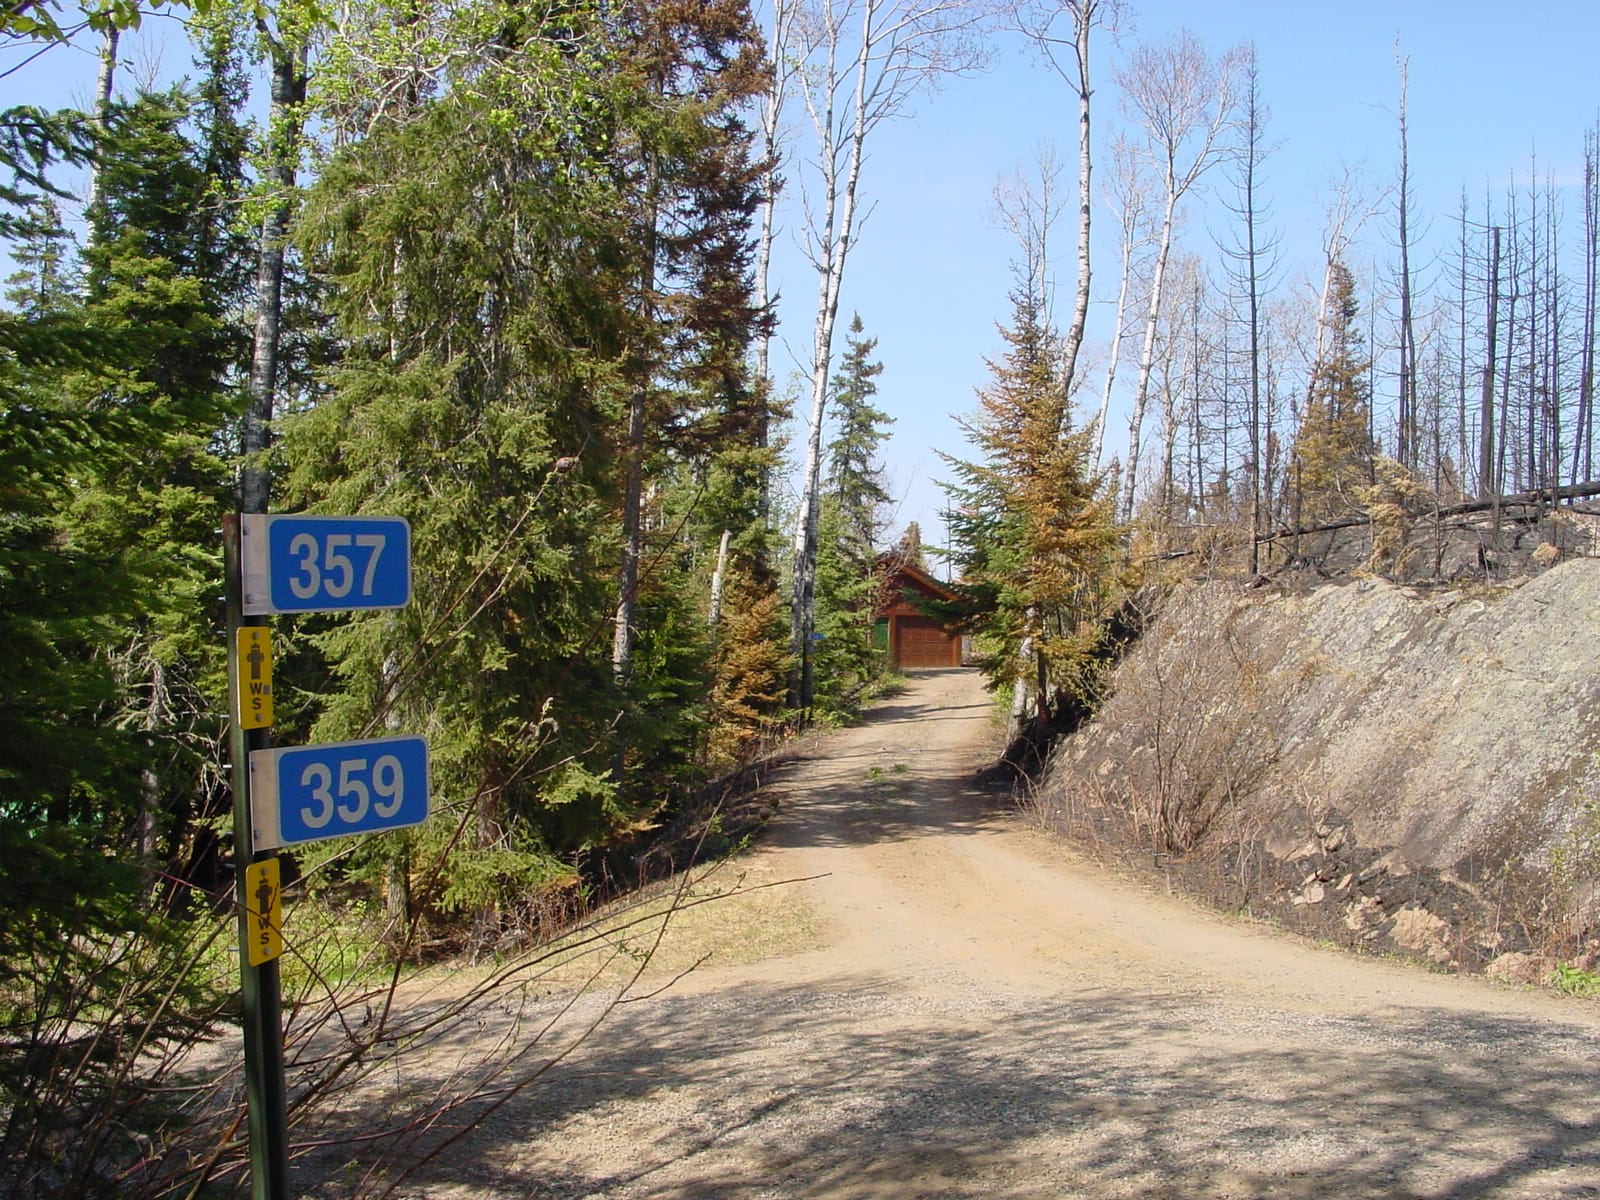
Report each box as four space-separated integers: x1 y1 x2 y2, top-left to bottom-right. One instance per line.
250 736 429 850
241 514 411 615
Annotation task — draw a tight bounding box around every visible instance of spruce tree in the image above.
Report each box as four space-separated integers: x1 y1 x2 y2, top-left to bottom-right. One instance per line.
826 314 893 564
0 81 247 1185
938 279 1118 733
288 0 771 940
812 314 893 717
1291 260 1375 525
606 0 771 779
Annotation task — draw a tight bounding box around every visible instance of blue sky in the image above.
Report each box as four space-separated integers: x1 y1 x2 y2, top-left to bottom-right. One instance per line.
7 2 1600 548
763 1 1600 546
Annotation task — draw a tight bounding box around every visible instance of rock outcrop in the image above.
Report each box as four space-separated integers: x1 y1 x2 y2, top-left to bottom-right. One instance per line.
1039 559 1600 971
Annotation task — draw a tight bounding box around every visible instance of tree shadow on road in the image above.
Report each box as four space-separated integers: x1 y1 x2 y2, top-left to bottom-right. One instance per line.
758 673 1013 852
295 975 1600 1200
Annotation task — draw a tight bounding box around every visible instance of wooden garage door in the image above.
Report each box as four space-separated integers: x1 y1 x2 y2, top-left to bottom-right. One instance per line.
896 616 954 668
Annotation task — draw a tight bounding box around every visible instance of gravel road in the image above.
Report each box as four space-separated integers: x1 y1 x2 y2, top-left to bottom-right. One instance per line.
329 669 1600 1200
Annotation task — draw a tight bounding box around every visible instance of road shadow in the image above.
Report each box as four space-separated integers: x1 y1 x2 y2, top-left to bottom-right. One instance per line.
760 671 1014 851
291 975 1600 1199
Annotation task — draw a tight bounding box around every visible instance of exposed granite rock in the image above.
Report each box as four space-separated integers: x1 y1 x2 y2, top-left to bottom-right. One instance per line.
1041 558 1600 970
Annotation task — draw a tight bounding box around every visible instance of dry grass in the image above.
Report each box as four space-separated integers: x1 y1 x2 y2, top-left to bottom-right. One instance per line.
531 856 823 993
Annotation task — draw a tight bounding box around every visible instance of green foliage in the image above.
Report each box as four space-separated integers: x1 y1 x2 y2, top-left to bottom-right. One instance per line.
811 315 893 719
810 498 886 718
825 314 892 560
285 0 773 939
0 0 207 43
0 63 252 1195
937 279 1120 722
0 0 779 1175
1551 962 1600 998
0 105 95 254
1292 260 1374 525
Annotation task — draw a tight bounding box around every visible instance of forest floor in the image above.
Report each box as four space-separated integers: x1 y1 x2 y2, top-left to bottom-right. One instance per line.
303 669 1600 1200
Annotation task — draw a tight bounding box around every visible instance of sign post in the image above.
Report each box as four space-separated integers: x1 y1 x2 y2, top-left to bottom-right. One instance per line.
226 511 424 1199
224 514 291 1200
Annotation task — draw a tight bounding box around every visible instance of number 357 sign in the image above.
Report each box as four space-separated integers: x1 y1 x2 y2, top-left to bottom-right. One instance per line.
240 514 411 615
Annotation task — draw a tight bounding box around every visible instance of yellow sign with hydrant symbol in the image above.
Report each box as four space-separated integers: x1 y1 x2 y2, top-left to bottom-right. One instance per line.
243 858 283 967
234 627 274 729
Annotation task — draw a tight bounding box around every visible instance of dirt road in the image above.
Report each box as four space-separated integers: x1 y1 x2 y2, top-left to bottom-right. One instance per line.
367 670 1600 1199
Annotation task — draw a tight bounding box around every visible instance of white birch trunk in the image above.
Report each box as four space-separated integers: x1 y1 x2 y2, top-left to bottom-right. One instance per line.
1092 185 1138 467
1119 190 1178 523
709 529 733 627
1059 6 1095 399
754 0 796 525
790 0 876 709
85 26 118 217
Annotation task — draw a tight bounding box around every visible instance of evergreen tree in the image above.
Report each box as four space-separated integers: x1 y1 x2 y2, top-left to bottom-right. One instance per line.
825 314 892 562
706 565 789 762
1291 260 1375 525
1 81 245 894
606 0 772 778
812 314 893 716
0 79 248 1186
288 0 771 938
289 9 630 934
937 279 1118 733
2 197 71 312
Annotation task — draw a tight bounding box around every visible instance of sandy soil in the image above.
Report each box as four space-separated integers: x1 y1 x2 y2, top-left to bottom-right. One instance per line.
310 669 1600 1199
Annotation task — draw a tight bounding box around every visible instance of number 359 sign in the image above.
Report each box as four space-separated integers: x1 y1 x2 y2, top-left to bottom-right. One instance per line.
250 736 429 850
240 514 411 615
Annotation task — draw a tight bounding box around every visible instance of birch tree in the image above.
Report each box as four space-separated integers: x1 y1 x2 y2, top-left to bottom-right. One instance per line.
754 0 799 527
991 141 1066 333
1011 0 1121 411
1091 133 1149 468
84 24 118 215
1114 30 1243 524
786 0 991 710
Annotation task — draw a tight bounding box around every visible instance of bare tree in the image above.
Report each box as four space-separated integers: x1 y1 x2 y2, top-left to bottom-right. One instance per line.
1393 48 1421 472
991 141 1067 326
1454 189 1471 493
1306 167 1387 417
754 0 801 524
1011 0 1123 406
1214 42 1277 570
1478 217 1502 496
1498 179 1523 494
786 0 993 710
1115 30 1244 524
1091 134 1150 468
1154 253 1207 528
1574 123 1599 486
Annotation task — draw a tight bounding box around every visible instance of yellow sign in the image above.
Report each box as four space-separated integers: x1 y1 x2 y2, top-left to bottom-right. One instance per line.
235 627 274 729
244 858 284 966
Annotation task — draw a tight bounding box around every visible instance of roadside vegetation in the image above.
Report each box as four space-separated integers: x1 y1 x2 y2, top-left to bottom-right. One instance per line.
8 0 1600 1194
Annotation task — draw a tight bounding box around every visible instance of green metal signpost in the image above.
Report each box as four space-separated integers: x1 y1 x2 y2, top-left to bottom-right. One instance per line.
225 512 423 1200
225 514 291 1200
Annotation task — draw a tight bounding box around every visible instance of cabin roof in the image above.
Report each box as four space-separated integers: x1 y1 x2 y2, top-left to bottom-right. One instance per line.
874 552 957 604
